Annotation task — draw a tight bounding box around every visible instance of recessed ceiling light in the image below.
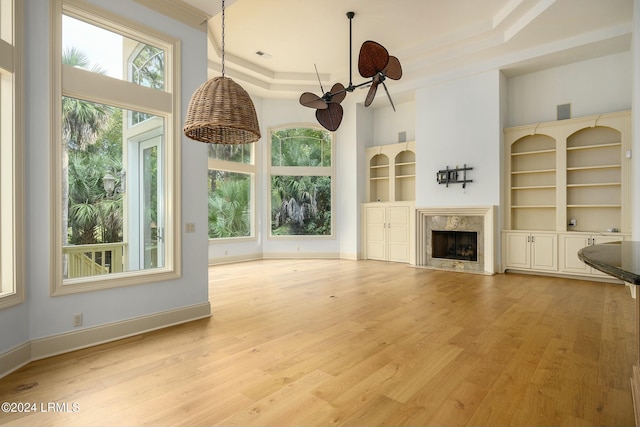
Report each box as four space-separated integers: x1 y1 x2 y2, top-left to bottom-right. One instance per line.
255 50 272 58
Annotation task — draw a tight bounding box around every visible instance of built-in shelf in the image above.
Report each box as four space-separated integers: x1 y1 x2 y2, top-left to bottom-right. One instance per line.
567 164 621 171
512 205 556 209
567 204 621 208
567 182 620 188
503 111 631 281
512 185 556 190
566 142 621 151
511 169 555 175
511 149 556 156
367 142 415 203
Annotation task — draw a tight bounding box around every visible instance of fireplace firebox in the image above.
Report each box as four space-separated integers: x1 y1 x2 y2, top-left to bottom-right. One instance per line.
432 230 478 261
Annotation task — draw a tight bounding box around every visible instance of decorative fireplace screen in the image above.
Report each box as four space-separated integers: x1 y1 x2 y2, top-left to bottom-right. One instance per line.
432 230 478 262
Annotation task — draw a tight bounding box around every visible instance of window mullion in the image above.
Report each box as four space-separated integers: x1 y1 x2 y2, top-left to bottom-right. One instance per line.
270 166 331 176
0 39 13 72
62 65 172 114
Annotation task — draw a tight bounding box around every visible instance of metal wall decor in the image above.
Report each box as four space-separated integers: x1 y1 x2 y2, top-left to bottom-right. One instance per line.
437 164 473 188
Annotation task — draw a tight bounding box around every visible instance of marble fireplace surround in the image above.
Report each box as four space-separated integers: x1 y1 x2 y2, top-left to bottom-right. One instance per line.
416 206 496 274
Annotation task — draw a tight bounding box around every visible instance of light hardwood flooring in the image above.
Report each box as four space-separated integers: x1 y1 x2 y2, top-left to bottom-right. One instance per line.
0 259 637 426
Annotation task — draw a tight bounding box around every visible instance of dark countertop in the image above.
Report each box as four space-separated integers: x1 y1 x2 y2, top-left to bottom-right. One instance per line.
578 241 640 285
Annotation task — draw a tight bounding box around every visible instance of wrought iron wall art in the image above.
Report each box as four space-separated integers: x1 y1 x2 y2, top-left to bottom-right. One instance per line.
437 164 473 188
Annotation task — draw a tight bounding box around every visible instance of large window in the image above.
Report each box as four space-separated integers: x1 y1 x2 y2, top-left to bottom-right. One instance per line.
269 126 334 237
0 0 24 308
208 144 255 240
52 0 180 295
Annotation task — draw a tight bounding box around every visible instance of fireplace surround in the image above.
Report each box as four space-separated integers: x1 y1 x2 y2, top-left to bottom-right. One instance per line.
416 206 496 274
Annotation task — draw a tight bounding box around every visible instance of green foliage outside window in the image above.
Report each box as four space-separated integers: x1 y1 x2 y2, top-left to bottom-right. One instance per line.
270 127 332 236
208 143 252 164
271 127 331 167
208 170 251 238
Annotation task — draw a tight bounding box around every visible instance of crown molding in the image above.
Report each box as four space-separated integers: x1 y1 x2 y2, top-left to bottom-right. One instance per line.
133 0 208 31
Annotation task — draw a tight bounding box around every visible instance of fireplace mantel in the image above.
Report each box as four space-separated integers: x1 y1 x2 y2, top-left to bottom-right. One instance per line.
416 206 496 274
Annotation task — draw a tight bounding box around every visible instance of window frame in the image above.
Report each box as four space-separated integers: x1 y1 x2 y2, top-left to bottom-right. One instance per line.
51 0 181 295
0 0 24 309
267 124 335 240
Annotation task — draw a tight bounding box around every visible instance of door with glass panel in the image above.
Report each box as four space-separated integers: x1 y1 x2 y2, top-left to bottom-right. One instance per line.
138 135 164 270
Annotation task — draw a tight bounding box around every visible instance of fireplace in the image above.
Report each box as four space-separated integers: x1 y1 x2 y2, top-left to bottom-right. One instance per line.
415 206 495 274
432 231 478 261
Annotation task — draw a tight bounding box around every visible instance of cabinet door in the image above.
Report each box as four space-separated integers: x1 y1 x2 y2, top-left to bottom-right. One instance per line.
530 233 557 271
590 236 624 277
504 233 531 269
387 206 410 263
365 206 386 261
562 235 591 274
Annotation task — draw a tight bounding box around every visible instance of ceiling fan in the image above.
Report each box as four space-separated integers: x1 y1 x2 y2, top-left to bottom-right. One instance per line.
299 12 403 131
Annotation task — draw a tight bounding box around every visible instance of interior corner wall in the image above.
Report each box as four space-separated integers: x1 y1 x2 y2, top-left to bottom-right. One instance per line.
506 52 632 127
415 70 502 208
347 103 374 259
634 0 640 239
13 0 209 350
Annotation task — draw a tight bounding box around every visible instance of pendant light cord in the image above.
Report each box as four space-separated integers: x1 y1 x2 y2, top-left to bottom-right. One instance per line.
221 0 225 77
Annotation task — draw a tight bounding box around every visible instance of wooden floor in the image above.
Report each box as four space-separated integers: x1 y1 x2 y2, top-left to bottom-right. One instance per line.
0 259 637 426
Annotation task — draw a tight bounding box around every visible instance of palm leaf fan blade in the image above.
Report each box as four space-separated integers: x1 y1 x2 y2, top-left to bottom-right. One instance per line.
385 56 403 80
316 103 343 132
329 83 347 104
300 92 328 109
358 40 389 78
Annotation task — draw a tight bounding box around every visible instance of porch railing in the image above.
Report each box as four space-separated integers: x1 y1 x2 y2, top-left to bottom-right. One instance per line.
63 242 127 279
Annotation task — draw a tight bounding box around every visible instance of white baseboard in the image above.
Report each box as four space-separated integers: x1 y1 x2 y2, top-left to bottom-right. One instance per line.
262 252 340 260
210 252 342 265
0 302 211 379
209 253 262 266
0 342 31 379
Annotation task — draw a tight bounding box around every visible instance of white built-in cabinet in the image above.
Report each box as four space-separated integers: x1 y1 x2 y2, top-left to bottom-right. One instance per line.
363 142 416 264
504 232 557 271
364 204 413 263
560 233 622 278
502 111 631 280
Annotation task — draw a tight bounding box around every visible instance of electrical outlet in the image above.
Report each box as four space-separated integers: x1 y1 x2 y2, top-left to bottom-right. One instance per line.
73 313 83 327
185 223 196 233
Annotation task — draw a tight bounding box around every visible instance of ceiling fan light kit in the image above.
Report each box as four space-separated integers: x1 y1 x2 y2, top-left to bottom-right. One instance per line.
184 0 261 144
300 11 403 131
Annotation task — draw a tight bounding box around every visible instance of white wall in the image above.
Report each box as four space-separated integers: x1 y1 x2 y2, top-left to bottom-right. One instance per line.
506 52 632 127
415 70 503 208
372 101 416 146
0 0 209 356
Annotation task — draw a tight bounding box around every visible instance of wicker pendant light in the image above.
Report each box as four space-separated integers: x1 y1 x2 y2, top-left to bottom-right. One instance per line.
183 0 260 144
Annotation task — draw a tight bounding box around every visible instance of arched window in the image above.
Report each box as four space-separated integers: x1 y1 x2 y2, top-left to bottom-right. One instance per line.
268 125 334 237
